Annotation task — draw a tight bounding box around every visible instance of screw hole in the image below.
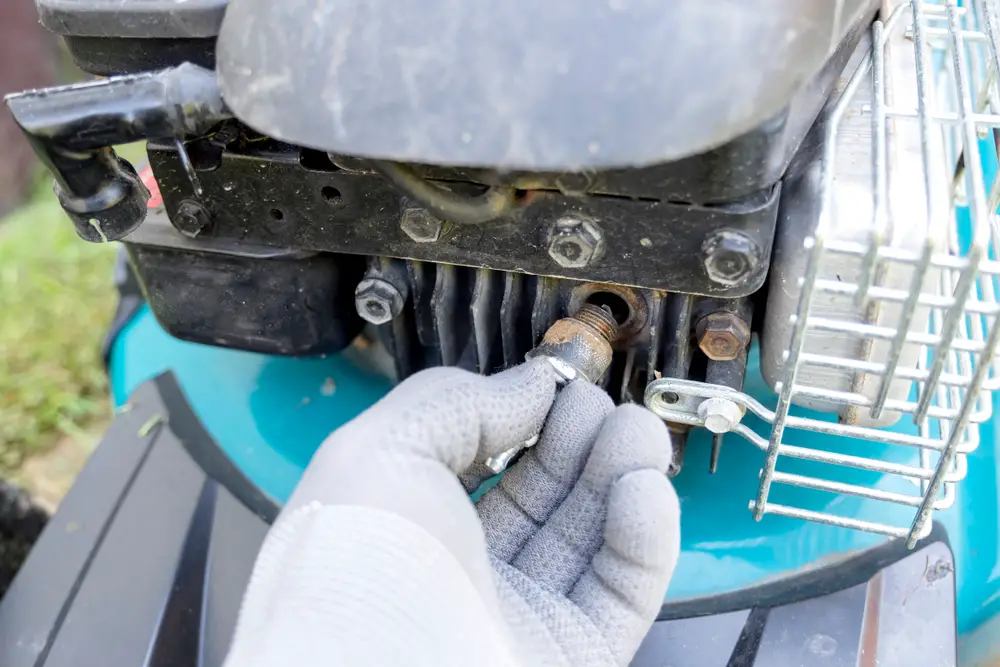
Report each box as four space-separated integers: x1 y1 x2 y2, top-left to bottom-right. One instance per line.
662 392 680 404
269 208 284 221
585 291 631 326
321 186 342 205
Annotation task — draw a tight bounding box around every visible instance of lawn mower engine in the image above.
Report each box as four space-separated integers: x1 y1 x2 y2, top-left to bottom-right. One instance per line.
9 0 1000 665
6 0 884 473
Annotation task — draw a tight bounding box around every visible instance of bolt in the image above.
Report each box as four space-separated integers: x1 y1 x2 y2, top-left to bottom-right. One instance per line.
174 200 211 238
696 312 751 361
698 397 743 434
548 216 604 269
702 229 761 287
354 277 406 325
401 207 443 243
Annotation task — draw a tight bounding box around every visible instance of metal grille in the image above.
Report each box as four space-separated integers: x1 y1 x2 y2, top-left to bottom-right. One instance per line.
645 0 1000 547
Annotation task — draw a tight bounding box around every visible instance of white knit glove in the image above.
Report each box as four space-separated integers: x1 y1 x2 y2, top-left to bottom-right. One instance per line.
224 359 680 667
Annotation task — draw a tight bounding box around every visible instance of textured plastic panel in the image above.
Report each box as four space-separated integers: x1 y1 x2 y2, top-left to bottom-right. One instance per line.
217 0 878 171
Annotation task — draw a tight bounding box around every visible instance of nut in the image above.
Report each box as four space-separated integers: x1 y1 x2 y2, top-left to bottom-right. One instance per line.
401 208 443 243
547 216 604 268
354 277 406 325
696 312 751 361
698 397 744 434
702 229 761 287
174 200 211 238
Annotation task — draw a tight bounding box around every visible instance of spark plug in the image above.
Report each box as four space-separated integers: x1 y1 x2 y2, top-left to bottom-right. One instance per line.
484 304 620 473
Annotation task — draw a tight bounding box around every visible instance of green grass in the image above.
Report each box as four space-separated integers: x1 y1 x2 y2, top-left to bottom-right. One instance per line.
0 178 118 471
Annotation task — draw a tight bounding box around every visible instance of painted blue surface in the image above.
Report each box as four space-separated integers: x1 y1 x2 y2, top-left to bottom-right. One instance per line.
110 306 1000 641
109 306 392 503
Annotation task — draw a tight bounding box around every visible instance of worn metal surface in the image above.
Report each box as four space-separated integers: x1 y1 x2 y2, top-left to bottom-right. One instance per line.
696 312 751 361
361 258 665 398
147 142 779 296
527 304 619 384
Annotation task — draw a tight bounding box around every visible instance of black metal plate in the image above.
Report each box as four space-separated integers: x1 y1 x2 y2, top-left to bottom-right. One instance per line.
148 144 779 297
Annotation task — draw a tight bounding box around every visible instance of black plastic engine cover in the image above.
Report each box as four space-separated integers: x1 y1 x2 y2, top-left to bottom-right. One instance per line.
215 0 878 172
39 0 873 205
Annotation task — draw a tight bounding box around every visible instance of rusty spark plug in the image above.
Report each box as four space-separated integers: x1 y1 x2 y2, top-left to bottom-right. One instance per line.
484 304 620 473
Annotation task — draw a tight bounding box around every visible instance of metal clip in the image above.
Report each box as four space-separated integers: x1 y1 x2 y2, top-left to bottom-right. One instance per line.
484 433 540 475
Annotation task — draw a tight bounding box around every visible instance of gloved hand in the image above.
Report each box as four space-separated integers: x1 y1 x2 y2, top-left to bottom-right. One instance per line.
224 359 680 667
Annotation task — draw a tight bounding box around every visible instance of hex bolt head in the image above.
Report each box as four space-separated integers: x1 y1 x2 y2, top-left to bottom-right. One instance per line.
696 312 751 361
547 216 604 269
401 208 443 243
174 200 212 238
698 397 744 434
702 229 761 286
354 277 406 325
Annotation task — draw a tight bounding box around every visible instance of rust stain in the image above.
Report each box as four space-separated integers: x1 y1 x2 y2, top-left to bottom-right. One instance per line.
542 319 590 346
567 282 649 342
857 572 883 667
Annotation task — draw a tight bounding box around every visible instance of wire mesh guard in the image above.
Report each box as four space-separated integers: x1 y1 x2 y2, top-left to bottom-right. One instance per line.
645 0 1000 547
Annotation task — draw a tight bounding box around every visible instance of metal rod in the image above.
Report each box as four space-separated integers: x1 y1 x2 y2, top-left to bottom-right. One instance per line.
807 316 988 353
909 253 1000 539
857 19 889 308
752 51 875 521
979 0 1000 213
790 384 972 421
914 0 991 422
814 278 1000 316
709 433 722 474
871 0 940 421
775 442 963 481
799 351 975 388
174 137 204 197
823 238 1000 273
769 471 926 507
753 502 911 538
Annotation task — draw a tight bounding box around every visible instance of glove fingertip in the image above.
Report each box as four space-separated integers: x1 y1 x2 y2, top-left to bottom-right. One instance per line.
606 404 674 474
605 469 680 571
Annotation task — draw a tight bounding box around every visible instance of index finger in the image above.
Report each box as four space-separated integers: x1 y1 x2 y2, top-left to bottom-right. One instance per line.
354 358 558 473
